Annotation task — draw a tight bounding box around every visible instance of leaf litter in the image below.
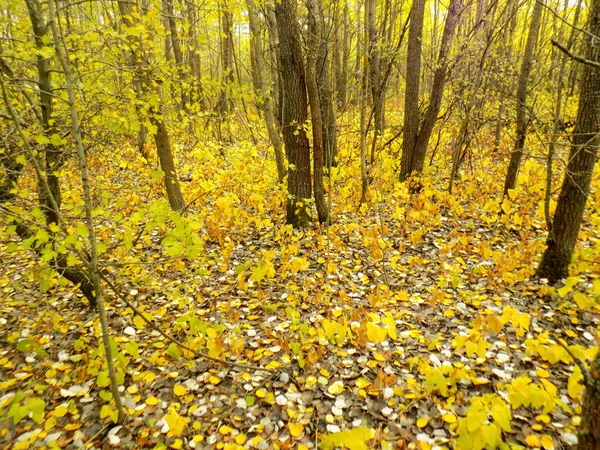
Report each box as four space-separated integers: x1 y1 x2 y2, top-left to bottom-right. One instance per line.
0 140 599 449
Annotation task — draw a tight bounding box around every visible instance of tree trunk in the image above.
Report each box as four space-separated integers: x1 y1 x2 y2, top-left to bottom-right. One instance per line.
502 0 543 196
118 0 185 212
25 0 62 226
247 0 286 181
493 0 518 152
315 0 338 167
306 0 329 224
275 0 312 228
217 6 234 116
401 0 461 184
544 0 583 230
164 0 188 111
367 0 384 164
400 0 425 183
537 0 600 283
579 352 600 449
186 0 206 111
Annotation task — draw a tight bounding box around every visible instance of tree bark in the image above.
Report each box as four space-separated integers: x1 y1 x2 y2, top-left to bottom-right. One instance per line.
217 6 234 116
537 0 600 283
247 0 286 181
24 0 62 226
401 0 461 184
400 0 425 183
503 0 543 196
275 0 312 228
579 352 600 449
367 0 384 164
164 0 188 111
306 0 329 224
544 0 583 230
314 0 338 167
118 0 185 212
186 0 206 110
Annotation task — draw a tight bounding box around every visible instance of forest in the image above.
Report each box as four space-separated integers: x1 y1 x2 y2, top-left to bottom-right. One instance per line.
0 0 599 448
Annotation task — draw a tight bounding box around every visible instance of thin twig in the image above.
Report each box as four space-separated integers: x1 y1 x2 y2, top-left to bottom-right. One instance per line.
99 272 274 373
555 338 593 386
551 39 600 69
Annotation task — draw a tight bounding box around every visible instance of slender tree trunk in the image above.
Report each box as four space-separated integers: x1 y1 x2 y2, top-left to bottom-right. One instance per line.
537 0 600 283
164 0 187 111
401 0 461 184
367 0 384 164
503 0 543 196
247 0 286 181
118 0 185 212
315 0 338 167
275 0 312 228
335 2 349 108
400 0 425 183
544 0 583 230
25 0 62 226
359 3 369 204
306 0 329 224
265 4 282 124
48 0 125 423
186 0 206 111
493 0 518 152
217 6 234 116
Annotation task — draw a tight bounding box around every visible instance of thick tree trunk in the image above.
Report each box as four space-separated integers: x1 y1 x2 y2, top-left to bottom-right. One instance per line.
306 0 329 224
247 0 286 181
537 0 600 283
275 0 312 228
503 0 543 196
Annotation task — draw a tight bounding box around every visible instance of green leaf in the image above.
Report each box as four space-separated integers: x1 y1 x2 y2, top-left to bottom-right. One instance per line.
125 340 140 358
167 343 180 361
97 371 110 388
27 397 46 424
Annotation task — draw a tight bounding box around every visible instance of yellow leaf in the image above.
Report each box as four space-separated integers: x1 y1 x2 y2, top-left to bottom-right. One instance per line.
173 385 186 397
328 381 344 395
442 413 456 424
133 315 146 330
525 435 541 447
417 418 428 428
54 405 68 418
540 434 554 449
170 438 183 449
209 376 220 385
165 409 187 438
235 434 247 444
536 369 550 379
366 323 387 343
219 425 233 435
145 396 159 406
289 422 304 437
256 389 266 398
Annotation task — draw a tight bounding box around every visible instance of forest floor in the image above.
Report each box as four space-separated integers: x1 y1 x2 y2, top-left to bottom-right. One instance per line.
1 133 599 450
